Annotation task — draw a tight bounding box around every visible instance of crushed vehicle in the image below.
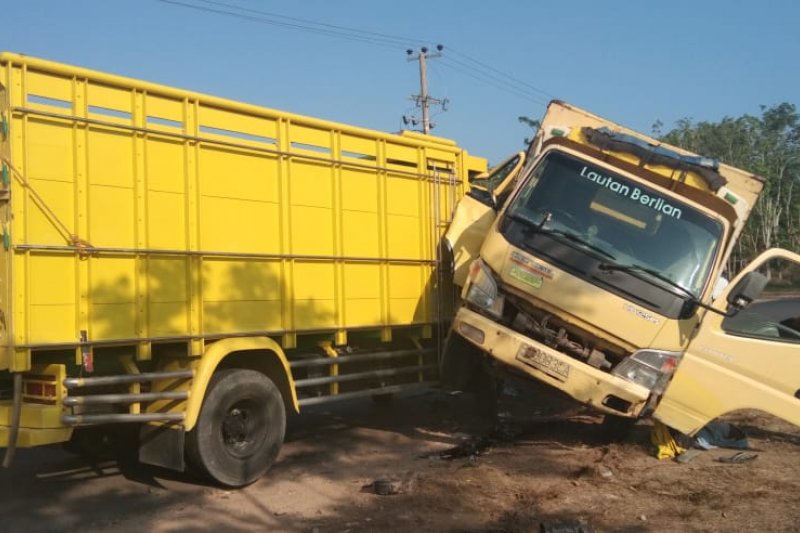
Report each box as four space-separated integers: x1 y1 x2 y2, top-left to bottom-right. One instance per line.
442 100 800 437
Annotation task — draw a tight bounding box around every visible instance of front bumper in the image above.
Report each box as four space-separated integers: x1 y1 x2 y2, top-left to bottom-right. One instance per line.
453 307 651 417
0 400 72 447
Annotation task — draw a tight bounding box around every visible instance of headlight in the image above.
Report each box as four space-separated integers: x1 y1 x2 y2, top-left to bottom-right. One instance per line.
463 259 504 317
611 349 682 394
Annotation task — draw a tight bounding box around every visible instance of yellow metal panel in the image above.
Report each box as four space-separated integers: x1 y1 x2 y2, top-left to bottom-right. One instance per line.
344 263 381 327
148 257 188 302
388 264 425 299
386 176 420 216
293 261 335 300
340 134 377 159
384 142 418 167
146 137 185 193
201 257 284 331
87 128 134 187
344 299 382 326
89 256 136 340
91 303 136 339
29 305 76 343
290 161 333 208
90 257 136 303
198 146 279 202
25 118 74 181
341 168 378 212
147 190 186 249
387 214 421 259
25 178 74 245
198 196 280 253
87 82 133 113
202 258 281 302
204 301 282 333
25 70 72 103
30 254 74 305
343 263 381 299
289 124 331 150
144 95 184 124
290 206 333 255
387 264 427 324
149 301 189 336
203 258 277 335
88 185 134 247
199 105 278 140
341 211 379 257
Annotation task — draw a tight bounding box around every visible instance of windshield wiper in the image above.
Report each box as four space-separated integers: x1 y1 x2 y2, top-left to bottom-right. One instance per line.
598 262 695 298
507 211 616 261
598 261 729 316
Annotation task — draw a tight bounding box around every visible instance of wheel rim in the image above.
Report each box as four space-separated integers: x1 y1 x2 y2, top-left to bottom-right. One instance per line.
220 399 265 458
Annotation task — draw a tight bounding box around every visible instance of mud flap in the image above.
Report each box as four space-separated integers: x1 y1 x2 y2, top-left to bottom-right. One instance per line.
139 424 185 472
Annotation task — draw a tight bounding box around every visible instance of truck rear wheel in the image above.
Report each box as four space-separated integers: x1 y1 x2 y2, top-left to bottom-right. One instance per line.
186 368 286 487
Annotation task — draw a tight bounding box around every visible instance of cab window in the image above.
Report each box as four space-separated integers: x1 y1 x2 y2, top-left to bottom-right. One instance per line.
722 257 800 342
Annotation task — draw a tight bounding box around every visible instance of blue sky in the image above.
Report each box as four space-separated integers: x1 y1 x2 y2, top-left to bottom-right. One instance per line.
3 0 798 163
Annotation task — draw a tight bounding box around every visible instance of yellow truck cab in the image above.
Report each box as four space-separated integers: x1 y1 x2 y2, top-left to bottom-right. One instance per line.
443 100 800 437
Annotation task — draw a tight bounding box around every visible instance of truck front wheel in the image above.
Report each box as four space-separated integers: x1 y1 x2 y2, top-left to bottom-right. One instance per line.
186 369 286 487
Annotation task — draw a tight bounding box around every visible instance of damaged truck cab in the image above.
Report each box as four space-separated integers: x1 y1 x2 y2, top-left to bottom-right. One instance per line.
444 100 800 436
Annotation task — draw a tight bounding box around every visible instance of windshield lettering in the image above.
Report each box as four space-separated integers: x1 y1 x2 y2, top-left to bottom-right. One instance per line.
580 165 683 220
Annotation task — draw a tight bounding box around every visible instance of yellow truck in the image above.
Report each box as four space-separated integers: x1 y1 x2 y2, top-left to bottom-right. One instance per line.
443 100 800 437
0 53 486 486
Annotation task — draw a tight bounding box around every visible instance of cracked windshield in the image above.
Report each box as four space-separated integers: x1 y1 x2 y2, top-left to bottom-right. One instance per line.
505 151 723 296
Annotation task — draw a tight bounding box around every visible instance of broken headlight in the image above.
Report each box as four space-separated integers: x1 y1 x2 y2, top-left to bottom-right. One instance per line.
611 349 682 394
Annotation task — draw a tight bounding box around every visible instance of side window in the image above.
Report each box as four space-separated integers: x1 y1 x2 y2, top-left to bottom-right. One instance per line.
468 153 523 208
722 256 800 342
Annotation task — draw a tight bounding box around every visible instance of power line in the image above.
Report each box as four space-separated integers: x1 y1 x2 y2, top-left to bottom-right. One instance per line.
157 0 556 106
448 48 555 101
438 57 549 106
158 0 426 49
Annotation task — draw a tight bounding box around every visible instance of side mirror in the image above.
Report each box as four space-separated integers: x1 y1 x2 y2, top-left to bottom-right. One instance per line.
726 271 768 309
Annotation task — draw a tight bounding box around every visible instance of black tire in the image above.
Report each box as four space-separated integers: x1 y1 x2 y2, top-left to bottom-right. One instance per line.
186 369 286 487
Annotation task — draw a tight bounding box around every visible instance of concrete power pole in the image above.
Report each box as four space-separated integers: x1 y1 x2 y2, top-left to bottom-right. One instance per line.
405 45 448 134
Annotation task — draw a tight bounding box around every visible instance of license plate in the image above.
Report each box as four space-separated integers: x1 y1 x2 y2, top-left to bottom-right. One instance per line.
516 345 570 381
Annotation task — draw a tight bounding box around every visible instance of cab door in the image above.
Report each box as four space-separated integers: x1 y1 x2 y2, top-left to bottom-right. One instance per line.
445 152 524 286
654 248 800 435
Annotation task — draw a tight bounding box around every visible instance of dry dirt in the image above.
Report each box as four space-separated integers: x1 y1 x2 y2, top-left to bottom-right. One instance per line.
1 380 799 532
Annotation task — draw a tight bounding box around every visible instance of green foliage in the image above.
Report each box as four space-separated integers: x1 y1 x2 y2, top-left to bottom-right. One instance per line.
518 115 541 146
660 103 800 273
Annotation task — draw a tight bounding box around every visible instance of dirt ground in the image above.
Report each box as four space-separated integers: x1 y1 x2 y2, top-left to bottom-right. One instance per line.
1 380 799 532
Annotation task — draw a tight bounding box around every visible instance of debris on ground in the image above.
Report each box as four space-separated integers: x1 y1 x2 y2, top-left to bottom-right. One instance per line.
361 471 418 495
362 479 403 495
715 451 758 464
539 518 595 533
651 420 686 459
423 435 494 460
675 448 703 464
694 422 749 450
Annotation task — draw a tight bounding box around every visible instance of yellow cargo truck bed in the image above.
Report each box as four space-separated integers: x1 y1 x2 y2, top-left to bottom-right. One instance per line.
0 52 486 371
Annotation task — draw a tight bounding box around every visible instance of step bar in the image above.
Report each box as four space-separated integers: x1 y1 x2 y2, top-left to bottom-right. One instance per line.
61 369 193 427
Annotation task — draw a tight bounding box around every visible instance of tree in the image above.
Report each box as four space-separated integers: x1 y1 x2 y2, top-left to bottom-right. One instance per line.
660 103 800 273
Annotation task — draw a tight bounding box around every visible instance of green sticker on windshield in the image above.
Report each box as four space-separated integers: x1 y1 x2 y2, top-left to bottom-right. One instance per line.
510 264 543 288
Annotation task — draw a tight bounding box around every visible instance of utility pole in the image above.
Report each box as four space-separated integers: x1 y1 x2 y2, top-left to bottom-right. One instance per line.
404 45 448 134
